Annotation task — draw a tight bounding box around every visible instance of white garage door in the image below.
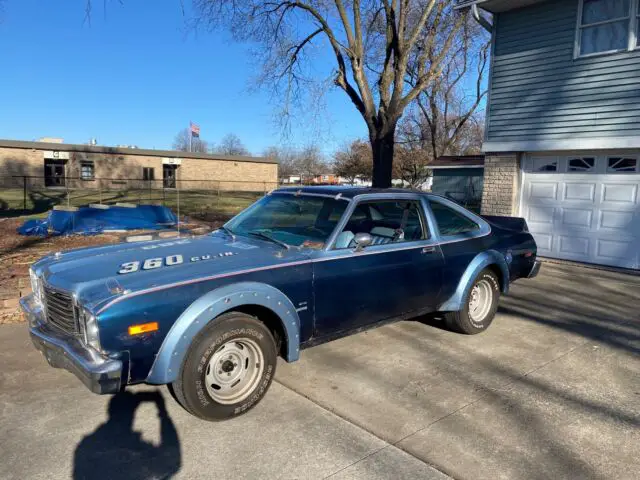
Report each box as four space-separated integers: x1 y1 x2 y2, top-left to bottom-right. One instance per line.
521 154 640 270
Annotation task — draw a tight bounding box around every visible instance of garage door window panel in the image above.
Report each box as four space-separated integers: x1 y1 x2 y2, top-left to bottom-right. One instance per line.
607 157 638 172
531 158 558 172
568 157 596 172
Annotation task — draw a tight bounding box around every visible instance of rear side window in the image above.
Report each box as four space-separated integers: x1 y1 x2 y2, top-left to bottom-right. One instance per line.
429 201 480 236
335 200 426 249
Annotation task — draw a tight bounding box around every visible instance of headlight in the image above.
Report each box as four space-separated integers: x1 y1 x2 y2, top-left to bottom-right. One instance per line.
29 268 43 306
79 308 101 352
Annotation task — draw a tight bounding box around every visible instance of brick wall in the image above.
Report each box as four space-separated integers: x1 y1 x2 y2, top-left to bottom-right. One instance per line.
0 146 278 192
480 153 521 216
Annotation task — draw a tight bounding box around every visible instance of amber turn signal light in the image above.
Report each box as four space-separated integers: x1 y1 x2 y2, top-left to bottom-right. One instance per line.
128 322 159 336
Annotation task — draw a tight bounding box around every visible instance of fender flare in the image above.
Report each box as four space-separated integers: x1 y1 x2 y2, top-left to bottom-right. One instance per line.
438 250 510 312
146 281 301 384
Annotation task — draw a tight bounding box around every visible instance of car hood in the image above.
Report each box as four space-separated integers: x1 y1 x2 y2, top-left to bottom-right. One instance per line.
32 232 309 311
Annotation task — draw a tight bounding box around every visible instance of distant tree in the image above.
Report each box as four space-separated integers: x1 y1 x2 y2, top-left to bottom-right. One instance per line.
213 133 250 156
172 128 210 153
333 140 372 185
264 146 298 179
392 145 431 189
295 145 326 181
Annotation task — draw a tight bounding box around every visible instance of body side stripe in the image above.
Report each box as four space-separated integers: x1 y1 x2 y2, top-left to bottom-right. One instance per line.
97 232 491 314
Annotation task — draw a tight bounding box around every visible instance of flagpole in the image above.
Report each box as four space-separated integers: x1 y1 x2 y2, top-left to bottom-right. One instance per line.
189 122 192 153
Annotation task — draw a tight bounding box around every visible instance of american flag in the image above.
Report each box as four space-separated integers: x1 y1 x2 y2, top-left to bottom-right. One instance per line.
190 121 200 138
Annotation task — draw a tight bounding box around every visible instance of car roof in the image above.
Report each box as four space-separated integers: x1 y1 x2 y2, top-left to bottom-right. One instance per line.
275 185 430 199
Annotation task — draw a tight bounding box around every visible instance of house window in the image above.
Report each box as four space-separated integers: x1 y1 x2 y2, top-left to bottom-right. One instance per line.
607 157 638 172
142 167 155 181
80 161 94 180
576 0 638 56
568 157 596 172
637 0 640 46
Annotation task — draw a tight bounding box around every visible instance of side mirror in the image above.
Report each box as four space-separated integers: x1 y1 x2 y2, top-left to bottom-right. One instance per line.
353 232 372 251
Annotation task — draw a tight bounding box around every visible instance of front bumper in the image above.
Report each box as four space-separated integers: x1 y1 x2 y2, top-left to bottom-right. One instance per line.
528 260 542 278
20 294 124 394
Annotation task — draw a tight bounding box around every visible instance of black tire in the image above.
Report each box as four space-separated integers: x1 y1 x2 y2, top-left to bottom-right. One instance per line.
170 311 277 421
444 269 500 335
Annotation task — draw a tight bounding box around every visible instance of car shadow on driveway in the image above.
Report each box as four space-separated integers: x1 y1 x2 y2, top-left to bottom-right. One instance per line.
73 390 181 480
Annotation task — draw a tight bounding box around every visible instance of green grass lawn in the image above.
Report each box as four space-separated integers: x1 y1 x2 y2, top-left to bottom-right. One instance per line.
0 187 262 219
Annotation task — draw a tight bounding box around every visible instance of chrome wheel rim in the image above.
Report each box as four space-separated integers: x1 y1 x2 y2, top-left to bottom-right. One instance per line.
204 337 264 405
468 279 493 324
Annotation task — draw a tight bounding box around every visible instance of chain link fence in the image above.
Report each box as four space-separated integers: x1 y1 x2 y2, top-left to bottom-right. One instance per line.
0 175 279 221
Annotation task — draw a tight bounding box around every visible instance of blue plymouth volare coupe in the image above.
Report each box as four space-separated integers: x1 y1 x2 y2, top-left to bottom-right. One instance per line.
22 186 540 420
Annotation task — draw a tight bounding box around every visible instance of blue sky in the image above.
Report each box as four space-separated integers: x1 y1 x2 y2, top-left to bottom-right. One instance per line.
0 0 367 155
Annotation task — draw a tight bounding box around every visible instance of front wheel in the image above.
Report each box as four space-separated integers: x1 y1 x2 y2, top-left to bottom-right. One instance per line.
444 269 500 334
170 311 277 421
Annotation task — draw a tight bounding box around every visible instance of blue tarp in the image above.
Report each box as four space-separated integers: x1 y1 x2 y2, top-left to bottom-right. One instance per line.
17 205 177 236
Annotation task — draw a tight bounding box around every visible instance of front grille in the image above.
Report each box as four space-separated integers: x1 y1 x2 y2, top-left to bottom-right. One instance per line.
43 286 78 335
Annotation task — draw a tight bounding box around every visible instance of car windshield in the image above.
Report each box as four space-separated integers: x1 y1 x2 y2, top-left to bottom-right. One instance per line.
225 193 349 247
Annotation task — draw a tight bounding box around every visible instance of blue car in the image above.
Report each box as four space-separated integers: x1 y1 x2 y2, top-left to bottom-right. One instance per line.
21 187 540 420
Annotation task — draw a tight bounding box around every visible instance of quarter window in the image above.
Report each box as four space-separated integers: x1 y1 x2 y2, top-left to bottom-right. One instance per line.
429 201 480 236
607 157 638 172
568 157 595 172
80 161 94 180
576 0 637 56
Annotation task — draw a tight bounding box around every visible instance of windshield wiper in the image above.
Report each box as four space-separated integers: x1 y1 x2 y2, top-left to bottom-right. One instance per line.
247 231 290 250
218 225 236 241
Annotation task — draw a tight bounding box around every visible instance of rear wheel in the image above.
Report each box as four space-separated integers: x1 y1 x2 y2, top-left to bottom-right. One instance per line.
170 311 277 421
444 269 500 334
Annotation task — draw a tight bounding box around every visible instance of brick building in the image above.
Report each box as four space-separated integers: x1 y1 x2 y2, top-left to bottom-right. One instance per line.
0 139 278 192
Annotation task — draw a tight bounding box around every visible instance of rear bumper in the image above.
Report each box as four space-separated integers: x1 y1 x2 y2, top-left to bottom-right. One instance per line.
528 260 542 279
20 294 124 394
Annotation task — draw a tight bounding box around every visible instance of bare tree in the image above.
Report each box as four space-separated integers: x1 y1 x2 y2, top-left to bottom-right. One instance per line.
392 144 431 189
212 133 250 156
333 140 372 184
295 145 326 181
192 1 473 188
173 128 210 153
264 145 298 178
402 18 489 159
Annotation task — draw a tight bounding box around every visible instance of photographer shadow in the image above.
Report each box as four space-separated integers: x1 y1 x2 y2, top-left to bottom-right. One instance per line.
73 390 181 480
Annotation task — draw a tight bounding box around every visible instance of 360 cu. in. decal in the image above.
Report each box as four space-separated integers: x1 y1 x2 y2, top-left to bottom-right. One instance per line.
118 252 237 274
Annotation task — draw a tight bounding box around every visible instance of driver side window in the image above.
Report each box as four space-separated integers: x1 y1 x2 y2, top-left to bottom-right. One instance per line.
334 200 426 249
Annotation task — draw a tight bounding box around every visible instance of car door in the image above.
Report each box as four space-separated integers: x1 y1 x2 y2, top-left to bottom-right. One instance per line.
312 196 445 337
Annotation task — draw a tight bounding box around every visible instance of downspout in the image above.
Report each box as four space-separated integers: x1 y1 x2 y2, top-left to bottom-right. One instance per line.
471 4 493 33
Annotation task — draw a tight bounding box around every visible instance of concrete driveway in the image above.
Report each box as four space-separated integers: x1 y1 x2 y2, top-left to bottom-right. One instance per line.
0 263 638 479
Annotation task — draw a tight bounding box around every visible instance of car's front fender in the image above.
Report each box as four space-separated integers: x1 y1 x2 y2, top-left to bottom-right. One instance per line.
146 281 301 385
438 250 509 312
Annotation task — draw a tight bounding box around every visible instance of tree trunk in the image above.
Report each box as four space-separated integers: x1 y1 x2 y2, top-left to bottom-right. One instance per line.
370 126 396 188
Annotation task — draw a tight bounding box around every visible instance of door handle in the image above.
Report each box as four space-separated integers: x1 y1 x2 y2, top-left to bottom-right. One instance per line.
422 246 436 254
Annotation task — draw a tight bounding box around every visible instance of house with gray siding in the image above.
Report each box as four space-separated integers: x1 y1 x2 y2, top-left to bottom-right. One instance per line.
459 0 640 270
